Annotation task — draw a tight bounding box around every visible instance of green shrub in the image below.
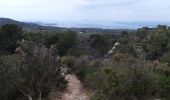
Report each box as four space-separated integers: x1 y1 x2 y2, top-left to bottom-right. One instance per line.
156 64 170 100
158 75 170 99
75 58 159 100
0 24 23 55
24 32 46 43
160 51 170 65
67 48 87 57
89 34 112 56
0 40 67 100
45 31 78 56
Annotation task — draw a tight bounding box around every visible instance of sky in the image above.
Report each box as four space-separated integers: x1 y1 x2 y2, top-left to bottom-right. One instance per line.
0 0 170 27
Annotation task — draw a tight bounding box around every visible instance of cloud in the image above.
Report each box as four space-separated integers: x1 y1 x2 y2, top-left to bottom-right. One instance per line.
0 0 170 22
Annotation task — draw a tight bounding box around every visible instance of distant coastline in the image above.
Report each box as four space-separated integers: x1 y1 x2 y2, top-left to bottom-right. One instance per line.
34 21 170 29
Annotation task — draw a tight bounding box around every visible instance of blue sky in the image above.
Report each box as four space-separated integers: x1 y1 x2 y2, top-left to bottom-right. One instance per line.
0 0 170 24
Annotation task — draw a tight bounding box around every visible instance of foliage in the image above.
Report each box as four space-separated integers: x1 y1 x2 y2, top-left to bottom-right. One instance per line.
45 32 61 47
136 27 149 39
0 55 21 100
0 24 23 55
158 75 170 99
156 64 170 99
24 32 46 43
160 52 170 65
0 40 67 100
67 48 87 57
89 34 112 56
1 23 170 100
66 55 159 100
45 31 78 56
88 59 158 100
140 25 169 60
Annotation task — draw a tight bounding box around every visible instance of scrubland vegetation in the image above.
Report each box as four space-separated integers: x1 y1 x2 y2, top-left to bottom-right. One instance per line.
0 23 170 100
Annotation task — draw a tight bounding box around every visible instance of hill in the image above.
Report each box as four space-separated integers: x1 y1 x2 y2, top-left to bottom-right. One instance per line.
0 18 62 32
0 18 135 34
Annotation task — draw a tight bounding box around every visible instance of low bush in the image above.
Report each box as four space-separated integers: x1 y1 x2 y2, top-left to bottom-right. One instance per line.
0 40 67 100
69 57 159 100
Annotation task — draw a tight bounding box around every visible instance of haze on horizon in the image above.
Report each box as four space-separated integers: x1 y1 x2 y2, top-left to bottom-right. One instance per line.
0 0 170 28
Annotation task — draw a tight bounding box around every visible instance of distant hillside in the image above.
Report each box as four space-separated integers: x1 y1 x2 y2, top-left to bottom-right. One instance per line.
0 18 135 34
0 18 40 28
0 18 62 32
70 28 135 34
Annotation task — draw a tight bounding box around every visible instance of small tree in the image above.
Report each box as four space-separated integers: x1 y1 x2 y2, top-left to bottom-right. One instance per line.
0 40 66 100
0 24 23 54
89 34 112 56
45 31 78 56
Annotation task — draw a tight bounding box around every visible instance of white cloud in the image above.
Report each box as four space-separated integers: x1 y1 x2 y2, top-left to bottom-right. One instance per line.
0 0 170 22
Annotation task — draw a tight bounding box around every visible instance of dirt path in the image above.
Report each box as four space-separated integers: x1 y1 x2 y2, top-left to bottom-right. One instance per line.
60 74 89 100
